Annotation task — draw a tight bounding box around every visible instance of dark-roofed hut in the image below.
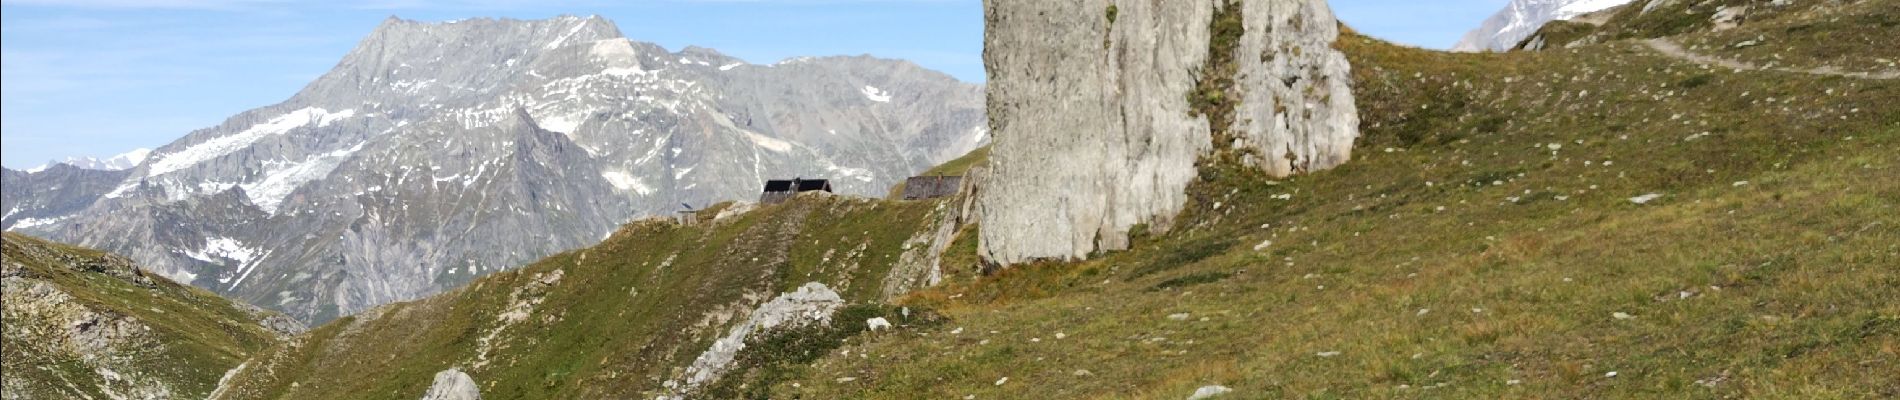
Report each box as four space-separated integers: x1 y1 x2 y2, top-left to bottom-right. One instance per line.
900 176 964 200
759 178 832 204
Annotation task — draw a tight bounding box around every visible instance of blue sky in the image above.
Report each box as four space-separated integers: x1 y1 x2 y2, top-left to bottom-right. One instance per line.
0 0 1506 168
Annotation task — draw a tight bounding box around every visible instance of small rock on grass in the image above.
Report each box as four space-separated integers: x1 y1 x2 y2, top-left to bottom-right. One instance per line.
1187 385 1232 400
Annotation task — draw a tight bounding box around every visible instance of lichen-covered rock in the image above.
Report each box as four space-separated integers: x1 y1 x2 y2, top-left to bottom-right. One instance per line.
977 0 1358 265
1232 0 1359 176
662 282 844 398
419 369 481 400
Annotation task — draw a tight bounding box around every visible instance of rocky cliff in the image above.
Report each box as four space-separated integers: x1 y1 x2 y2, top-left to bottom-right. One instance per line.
977 0 1358 265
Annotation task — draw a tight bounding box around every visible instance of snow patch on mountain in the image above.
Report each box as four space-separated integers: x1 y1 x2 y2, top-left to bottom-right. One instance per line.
145 108 356 177
744 132 796 153
602 170 653 195
862 85 893 103
603 67 646 77
543 16 593 50
7 216 66 231
102 182 137 199
239 142 366 214
188 236 269 290
186 237 257 266
1452 0 1634 52
537 113 583 135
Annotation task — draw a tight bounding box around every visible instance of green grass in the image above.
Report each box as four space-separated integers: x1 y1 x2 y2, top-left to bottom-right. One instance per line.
2 233 286 399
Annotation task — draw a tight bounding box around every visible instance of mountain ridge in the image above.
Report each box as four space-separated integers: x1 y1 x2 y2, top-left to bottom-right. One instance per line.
20 148 153 173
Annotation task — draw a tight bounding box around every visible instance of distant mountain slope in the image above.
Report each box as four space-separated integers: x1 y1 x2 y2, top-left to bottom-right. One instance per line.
2 15 985 324
2 165 130 234
1 232 298 399
1453 0 1633 52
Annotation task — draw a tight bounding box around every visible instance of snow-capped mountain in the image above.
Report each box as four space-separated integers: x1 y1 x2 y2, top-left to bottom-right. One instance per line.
1 15 985 323
1452 0 1634 52
23 148 153 172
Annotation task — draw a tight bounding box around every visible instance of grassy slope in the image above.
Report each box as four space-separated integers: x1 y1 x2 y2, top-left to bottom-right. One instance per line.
1532 0 1900 73
209 195 956 399
208 2 1896 398
1 233 285 399
1681 0 1900 73
777 6 1900 400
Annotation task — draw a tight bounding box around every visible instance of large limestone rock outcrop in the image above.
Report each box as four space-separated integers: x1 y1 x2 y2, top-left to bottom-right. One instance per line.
977 0 1358 265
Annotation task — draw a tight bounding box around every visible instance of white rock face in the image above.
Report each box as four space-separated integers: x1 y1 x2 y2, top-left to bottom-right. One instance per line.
419 369 481 400
1188 385 1233 399
978 0 1358 265
664 282 844 397
866 317 893 331
1710 6 1748 31
1234 0 1360 176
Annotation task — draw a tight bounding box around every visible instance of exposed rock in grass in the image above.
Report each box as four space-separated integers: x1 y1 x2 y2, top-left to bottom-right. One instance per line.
420 369 480 400
1188 385 1233 399
664 282 843 397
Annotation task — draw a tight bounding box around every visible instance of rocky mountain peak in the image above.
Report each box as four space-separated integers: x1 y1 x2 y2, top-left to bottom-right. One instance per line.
301 15 637 104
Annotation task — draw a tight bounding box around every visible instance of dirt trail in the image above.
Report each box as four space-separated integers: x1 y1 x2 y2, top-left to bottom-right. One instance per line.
1642 38 1899 80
